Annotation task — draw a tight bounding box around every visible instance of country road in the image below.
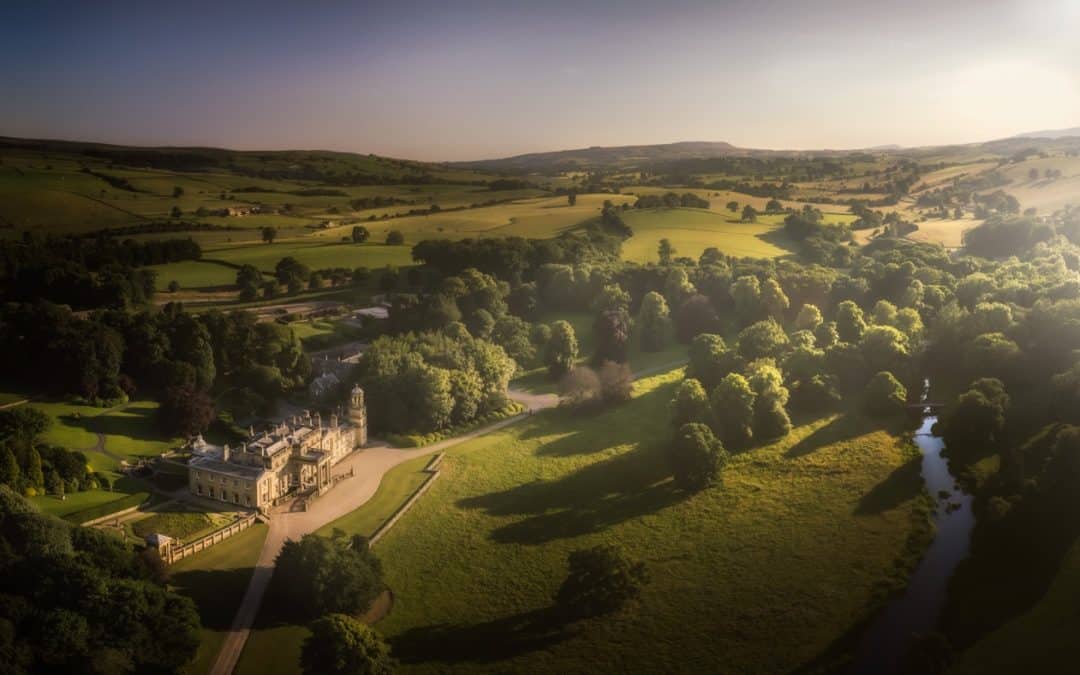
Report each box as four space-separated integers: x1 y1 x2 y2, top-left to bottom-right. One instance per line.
209 359 685 675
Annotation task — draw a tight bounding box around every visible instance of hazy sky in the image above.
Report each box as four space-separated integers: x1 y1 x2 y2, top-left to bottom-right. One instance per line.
2 0 1078 160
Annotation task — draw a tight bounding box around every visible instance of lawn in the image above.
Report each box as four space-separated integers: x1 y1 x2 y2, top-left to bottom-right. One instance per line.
952 537 1080 673
237 367 929 674
30 474 150 518
32 399 180 474
148 260 243 290
169 523 269 675
317 453 436 538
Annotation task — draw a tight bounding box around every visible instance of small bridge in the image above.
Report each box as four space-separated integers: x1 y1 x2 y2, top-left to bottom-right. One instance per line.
905 402 946 411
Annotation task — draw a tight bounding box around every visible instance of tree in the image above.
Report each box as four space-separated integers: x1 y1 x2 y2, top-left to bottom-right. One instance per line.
670 293 718 343
167 280 180 293
860 325 909 375
726 200 739 213
592 308 631 365
658 238 675 265
835 300 867 343
301 614 396 675
597 361 633 404
638 291 671 352
273 533 384 620
158 386 215 437
669 422 727 491
795 303 823 331
545 320 579 379
736 319 789 361
864 371 907 417
687 333 742 389
385 230 405 245
670 378 713 429
765 198 783 213
760 278 789 321
567 191 577 206
741 205 758 222
941 380 1007 460
351 226 370 244
170 205 182 218
711 373 756 449
172 186 184 198
593 284 631 314
560 366 601 408
25 446 44 490
732 275 762 326
555 545 648 618
0 445 20 487
261 226 277 244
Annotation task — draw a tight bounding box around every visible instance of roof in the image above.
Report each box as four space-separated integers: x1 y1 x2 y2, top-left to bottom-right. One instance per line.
189 455 266 480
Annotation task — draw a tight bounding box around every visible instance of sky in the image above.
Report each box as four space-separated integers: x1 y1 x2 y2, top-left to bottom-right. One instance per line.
2 0 1078 161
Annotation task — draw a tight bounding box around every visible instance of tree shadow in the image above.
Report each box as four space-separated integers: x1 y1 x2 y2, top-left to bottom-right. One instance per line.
170 567 259 630
756 228 801 256
390 606 577 665
458 441 688 545
855 456 923 515
77 404 161 442
786 414 872 458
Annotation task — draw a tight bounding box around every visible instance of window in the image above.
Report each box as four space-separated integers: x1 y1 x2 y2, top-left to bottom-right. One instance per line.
209 487 215 498
197 484 203 495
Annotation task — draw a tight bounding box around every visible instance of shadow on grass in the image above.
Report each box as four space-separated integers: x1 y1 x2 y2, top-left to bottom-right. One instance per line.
171 567 259 630
390 606 577 665
855 456 923 515
77 403 161 442
786 413 872 458
458 442 687 545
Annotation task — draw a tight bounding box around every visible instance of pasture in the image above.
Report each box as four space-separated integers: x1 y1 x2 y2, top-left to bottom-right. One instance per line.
237 367 929 674
619 208 791 261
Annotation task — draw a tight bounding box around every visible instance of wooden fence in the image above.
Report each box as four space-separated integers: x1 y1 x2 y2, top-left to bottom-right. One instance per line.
165 512 258 565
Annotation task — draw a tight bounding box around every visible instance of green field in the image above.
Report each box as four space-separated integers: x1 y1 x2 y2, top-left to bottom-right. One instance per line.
170 523 269 675
203 239 413 272
30 475 150 518
236 367 928 674
620 208 791 262
148 260 244 290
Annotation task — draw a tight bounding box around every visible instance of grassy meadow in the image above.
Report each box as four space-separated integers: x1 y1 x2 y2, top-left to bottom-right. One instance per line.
236 367 930 674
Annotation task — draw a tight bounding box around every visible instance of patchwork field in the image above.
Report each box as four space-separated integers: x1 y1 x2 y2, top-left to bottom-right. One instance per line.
148 260 245 290
236 367 929 674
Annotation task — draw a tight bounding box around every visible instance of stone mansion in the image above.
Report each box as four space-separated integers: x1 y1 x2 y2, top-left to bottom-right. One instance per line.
187 386 368 510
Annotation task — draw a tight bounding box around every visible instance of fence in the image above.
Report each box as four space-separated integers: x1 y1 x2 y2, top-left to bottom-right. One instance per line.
164 512 258 565
369 453 443 546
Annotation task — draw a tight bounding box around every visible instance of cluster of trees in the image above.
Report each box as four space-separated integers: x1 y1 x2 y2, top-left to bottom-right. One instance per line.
0 487 201 672
0 407 100 497
270 532 396 675
0 235 200 309
411 230 622 282
633 192 710 209
358 325 515 434
0 300 309 431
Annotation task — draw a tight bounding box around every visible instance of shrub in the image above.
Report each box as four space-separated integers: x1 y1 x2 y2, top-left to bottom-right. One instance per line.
555 544 649 618
864 371 907 416
669 422 727 491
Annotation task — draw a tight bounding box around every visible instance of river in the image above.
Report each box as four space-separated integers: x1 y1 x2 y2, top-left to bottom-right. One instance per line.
850 380 975 674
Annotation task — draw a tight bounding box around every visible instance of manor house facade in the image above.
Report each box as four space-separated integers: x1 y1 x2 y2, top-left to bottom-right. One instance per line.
187 386 368 510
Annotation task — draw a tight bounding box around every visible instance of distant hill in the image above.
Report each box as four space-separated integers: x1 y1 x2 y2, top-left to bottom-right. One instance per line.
0 136 483 185
1011 127 1080 140
454 141 744 173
